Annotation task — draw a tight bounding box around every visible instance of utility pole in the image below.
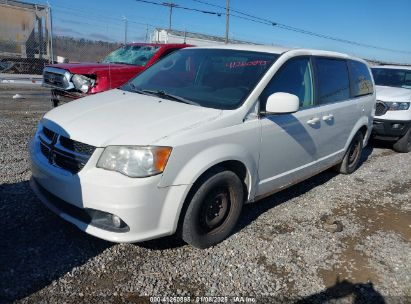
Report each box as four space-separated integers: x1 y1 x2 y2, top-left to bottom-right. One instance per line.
145 24 149 42
225 0 230 44
123 16 128 44
164 2 178 30
47 1 54 63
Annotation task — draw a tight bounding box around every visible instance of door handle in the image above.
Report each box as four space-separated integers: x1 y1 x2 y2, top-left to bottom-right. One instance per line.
307 117 320 125
322 114 334 121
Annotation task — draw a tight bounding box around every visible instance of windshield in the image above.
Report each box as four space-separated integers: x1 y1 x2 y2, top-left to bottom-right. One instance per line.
122 49 279 109
372 67 411 89
102 45 160 66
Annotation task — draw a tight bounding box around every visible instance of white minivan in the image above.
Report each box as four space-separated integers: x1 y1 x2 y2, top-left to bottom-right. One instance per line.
30 45 375 248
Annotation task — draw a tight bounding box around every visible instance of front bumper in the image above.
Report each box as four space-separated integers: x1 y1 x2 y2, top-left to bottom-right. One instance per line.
51 89 85 105
29 139 189 243
372 119 411 140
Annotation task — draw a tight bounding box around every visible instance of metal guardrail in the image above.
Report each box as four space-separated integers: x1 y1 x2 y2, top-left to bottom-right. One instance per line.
0 73 42 85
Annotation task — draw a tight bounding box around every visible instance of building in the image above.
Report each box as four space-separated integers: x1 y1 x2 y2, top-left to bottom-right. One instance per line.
150 28 253 46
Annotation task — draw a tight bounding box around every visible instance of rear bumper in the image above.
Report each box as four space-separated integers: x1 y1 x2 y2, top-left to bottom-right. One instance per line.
372 119 411 140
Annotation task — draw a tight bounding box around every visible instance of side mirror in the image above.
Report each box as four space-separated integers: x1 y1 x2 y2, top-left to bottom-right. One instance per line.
265 92 299 114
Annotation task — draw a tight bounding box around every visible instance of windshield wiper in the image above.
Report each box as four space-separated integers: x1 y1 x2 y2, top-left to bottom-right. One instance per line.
125 85 199 106
126 83 154 96
141 90 199 106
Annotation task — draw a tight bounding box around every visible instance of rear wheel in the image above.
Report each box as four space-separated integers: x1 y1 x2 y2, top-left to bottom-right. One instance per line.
393 127 411 153
181 168 244 249
335 132 364 174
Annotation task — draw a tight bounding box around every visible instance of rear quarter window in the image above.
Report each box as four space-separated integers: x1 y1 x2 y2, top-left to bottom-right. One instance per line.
315 57 350 105
349 60 373 97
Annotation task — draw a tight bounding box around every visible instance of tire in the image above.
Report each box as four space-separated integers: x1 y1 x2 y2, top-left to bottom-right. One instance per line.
335 132 364 174
393 127 411 153
181 168 244 249
52 98 59 107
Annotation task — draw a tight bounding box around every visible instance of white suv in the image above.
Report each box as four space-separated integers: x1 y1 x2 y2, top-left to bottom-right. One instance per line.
30 45 375 248
371 65 411 152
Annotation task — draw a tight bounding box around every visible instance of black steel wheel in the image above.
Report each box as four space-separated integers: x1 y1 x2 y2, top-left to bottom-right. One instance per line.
181 168 244 248
335 132 364 174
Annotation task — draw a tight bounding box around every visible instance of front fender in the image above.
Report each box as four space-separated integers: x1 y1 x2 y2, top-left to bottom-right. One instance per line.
158 142 259 235
91 76 110 93
159 143 259 200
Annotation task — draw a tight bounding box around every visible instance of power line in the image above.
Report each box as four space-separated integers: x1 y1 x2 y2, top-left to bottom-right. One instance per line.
135 0 221 30
53 4 159 28
190 0 411 54
53 6 156 43
135 0 221 16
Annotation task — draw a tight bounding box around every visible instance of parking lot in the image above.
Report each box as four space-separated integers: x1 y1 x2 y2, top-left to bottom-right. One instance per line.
0 84 410 303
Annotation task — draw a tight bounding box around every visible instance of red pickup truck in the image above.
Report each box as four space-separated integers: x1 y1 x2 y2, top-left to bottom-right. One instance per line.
42 43 190 106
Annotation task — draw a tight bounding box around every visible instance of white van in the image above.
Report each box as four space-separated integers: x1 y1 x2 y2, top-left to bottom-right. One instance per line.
371 65 411 152
30 45 375 248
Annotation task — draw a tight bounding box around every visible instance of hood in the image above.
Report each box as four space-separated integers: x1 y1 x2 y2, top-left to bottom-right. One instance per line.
42 89 223 147
48 63 143 75
375 85 411 102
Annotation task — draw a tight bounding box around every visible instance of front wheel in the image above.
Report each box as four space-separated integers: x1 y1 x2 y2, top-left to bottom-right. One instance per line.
335 132 364 174
181 169 244 249
52 98 59 107
393 127 411 153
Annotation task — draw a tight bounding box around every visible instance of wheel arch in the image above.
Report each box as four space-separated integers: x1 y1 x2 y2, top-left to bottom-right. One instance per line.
159 143 259 235
174 159 251 238
344 117 371 152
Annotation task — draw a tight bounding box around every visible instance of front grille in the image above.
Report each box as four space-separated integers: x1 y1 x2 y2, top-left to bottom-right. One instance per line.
60 136 96 155
40 141 50 156
375 101 388 116
43 72 66 88
53 151 86 173
42 67 73 90
42 126 55 141
38 126 96 174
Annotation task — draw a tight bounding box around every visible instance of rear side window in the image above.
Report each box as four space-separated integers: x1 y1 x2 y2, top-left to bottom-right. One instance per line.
315 58 350 104
260 57 314 110
349 60 373 97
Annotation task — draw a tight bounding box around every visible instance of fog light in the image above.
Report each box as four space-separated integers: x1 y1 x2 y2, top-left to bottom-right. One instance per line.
112 214 122 228
85 208 129 232
392 123 403 129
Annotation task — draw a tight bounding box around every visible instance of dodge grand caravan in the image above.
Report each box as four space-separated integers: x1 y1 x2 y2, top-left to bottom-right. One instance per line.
30 45 375 248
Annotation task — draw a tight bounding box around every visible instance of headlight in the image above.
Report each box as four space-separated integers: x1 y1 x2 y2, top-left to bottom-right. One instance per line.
385 101 410 111
97 146 172 177
72 74 95 93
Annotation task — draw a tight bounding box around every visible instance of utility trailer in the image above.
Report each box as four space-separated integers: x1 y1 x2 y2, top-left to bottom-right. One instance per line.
0 0 52 74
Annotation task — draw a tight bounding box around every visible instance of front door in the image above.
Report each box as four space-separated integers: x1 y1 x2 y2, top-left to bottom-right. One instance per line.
257 56 322 196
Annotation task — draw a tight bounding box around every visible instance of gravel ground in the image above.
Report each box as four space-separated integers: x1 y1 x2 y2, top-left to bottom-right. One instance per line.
0 85 410 304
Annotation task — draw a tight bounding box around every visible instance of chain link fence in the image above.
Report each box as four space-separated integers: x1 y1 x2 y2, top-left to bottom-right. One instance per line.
0 0 244 77
0 0 53 75
0 1 127 76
